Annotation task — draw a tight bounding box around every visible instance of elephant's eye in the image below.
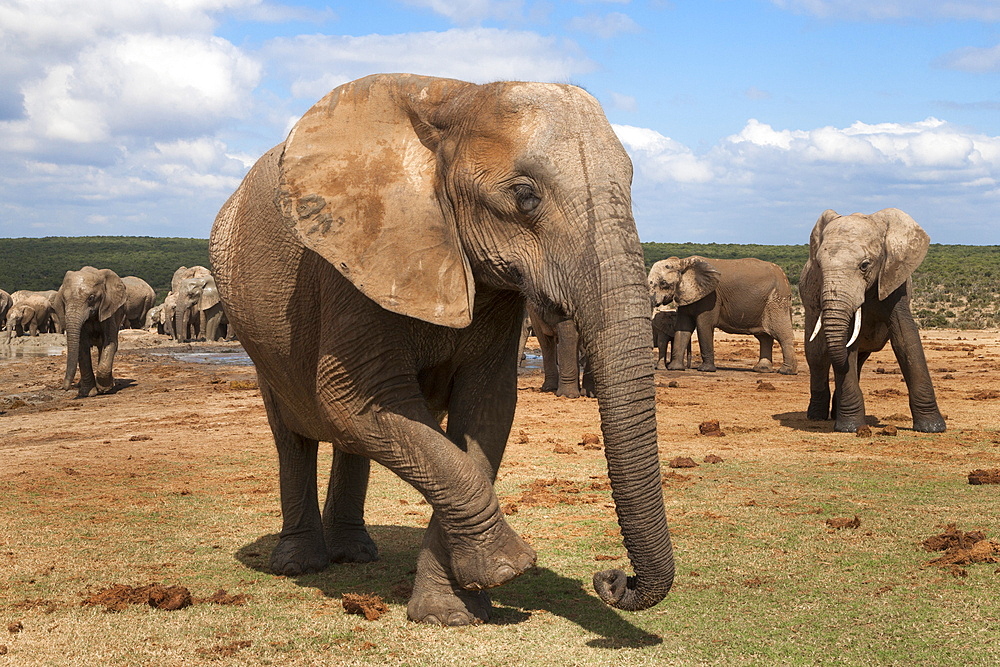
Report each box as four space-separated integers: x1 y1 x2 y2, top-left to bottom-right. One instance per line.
859 259 872 272
513 183 540 215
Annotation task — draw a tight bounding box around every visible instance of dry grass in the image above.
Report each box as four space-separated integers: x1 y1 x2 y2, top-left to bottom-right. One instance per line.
2 330 1000 665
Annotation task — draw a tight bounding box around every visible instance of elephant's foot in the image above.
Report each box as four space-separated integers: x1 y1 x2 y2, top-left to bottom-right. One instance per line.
269 532 329 576
752 359 773 373
913 413 947 433
407 584 491 626
778 366 797 375
833 415 866 433
555 386 581 399
806 397 830 420
324 525 379 564
539 380 558 392
450 519 536 591
666 362 686 371
697 362 716 372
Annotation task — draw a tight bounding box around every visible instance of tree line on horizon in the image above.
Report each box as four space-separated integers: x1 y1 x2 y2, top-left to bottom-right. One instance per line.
1 236 997 329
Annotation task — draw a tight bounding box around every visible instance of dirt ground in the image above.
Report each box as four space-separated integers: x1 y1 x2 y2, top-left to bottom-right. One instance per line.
2 326 1000 661
2 326 999 485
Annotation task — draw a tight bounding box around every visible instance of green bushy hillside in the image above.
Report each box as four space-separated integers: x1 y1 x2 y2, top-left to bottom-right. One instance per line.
0 237 210 299
1 237 996 327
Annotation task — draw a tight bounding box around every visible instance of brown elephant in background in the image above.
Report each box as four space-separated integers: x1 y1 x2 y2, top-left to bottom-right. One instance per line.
121 276 156 329
800 208 945 433
0 289 11 330
54 266 127 397
648 256 797 374
526 303 594 398
172 266 215 341
211 73 674 626
5 294 54 339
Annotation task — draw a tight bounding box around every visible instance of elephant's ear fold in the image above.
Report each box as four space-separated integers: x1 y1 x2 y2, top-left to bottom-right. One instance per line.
676 256 720 306
809 209 840 261
875 208 929 300
99 271 127 322
200 278 221 311
278 73 476 328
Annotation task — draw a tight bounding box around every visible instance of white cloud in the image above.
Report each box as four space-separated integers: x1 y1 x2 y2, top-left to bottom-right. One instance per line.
937 44 1000 73
608 92 637 112
613 125 715 183
769 0 1000 21
397 0 526 24
265 29 595 102
567 12 642 39
618 117 1000 244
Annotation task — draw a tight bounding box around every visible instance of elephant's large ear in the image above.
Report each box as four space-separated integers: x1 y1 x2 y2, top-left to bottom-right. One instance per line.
808 209 840 261
99 271 127 322
278 73 476 328
200 278 221 311
675 256 720 306
873 208 929 300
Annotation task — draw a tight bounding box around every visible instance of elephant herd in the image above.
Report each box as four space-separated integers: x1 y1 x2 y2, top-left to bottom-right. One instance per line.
1 264 231 398
536 207 946 438
3 74 949 628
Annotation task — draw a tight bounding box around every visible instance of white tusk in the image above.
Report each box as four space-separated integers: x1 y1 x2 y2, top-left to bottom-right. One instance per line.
846 307 862 348
808 316 823 342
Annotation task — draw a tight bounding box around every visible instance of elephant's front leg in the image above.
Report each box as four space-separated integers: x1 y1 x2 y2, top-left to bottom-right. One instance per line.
536 329 559 392
831 352 866 433
322 450 378 563
695 318 717 372
889 311 946 433
408 349 532 625
95 322 118 394
555 319 581 398
752 333 775 372
260 379 329 575
76 329 98 397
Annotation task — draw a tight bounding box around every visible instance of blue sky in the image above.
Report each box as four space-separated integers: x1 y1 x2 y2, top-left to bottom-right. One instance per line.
2 1 1000 245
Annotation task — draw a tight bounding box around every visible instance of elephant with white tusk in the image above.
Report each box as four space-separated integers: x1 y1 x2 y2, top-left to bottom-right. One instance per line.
210 73 674 625
800 208 945 433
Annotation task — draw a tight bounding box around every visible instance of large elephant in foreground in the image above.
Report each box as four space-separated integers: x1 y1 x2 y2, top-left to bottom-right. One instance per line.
648 256 797 374
54 266 127 396
800 208 945 433
526 303 594 398
211 74 674 625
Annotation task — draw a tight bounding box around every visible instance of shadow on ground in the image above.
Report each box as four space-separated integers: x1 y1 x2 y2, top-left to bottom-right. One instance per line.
236 526 661 648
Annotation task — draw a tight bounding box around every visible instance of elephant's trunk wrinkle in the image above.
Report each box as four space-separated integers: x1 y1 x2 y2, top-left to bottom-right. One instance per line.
574 277 674 612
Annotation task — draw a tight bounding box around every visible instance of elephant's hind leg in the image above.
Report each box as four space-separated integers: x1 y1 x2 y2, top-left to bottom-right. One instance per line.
752 333 775 373
260 379 330 576
322 450 379 563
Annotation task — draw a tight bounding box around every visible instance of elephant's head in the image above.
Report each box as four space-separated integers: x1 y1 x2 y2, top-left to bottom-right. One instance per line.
648 256 721 308
805 208 929 365
273 73 674 611
56 266 127 390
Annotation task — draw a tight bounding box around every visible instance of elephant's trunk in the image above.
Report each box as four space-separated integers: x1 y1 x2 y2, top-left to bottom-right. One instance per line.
573 246 674 612
820 293 858 369
63 310 85 391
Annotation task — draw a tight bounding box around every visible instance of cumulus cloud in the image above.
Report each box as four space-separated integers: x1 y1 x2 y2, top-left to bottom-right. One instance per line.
613 125 715 183
264 29 595 102
618 117 1000 244
567 12 642 39
769 0 1000 21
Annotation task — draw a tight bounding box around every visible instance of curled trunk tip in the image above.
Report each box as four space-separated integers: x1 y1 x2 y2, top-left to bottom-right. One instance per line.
594 565 674 611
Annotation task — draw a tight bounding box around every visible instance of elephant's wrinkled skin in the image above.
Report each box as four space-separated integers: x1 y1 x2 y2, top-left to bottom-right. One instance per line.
801 208 946 433
210 74 674 625
648 256 797 374
54 266 127 397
